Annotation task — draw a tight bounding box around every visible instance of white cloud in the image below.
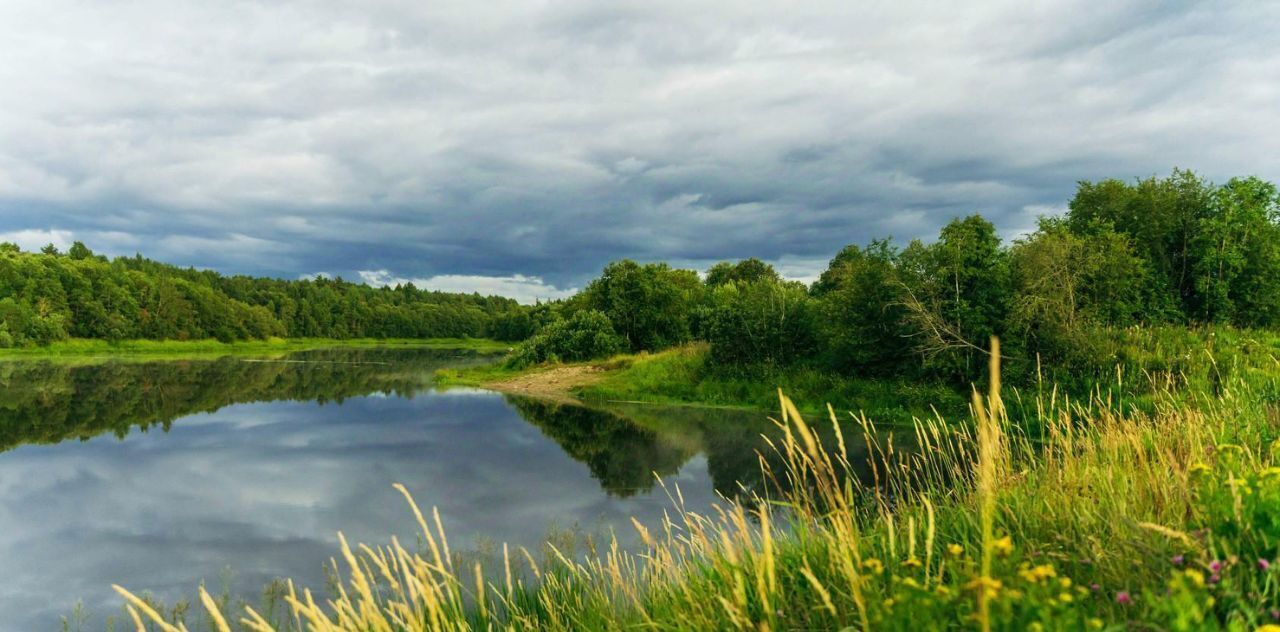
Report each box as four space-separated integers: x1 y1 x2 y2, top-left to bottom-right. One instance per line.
358 269 576 304
0 228 74 252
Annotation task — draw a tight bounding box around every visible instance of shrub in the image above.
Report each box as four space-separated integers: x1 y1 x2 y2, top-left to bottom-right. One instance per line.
506 310 624 367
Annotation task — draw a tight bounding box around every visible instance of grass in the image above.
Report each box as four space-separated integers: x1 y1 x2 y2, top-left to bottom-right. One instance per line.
0 337 512 361
115 332 1280 630
438 342 968 421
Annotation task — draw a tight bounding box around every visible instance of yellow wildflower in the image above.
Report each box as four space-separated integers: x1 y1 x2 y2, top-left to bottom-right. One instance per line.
1018 564 1057 583
1184 569 1205 588
992 536 1014 556
862 558 884 574
965 576 1003 599
948 543 965 557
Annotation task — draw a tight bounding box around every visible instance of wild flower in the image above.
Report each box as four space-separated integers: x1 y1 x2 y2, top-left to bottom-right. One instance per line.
965 576 1002 600
1018 564 1056 583
947 543 964 557
1172 554 1185 566
1183 569 1206 588
1115 591 1132 605
1259 558 1272 572
992 535 1014 556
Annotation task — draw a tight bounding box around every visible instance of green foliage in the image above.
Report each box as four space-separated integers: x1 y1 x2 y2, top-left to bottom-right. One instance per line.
1192 177 1280 326
813 239 913 374
703 278 818 367
579 260 702 352
704 258 780 287
0 245 529 346
1066 169 1280 327
897 215 1012 378
481 169 1280 396
1007 219 1151 364
506 309 625 367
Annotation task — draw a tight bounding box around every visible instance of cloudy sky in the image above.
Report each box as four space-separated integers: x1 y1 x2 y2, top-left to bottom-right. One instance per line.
1 1 1276 301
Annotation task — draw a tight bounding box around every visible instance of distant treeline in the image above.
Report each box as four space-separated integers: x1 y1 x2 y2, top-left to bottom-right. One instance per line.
0 242 526 347
510 169 1280 383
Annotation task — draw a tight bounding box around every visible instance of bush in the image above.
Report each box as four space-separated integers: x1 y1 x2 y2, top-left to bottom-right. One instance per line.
704 279 818 367
505 310 624 367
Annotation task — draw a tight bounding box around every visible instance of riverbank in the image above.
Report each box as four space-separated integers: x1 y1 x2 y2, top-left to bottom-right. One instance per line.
0 336 511 361
437 343 967 420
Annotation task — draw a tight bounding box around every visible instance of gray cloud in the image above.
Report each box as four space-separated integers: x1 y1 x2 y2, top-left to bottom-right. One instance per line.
0 1 1277 288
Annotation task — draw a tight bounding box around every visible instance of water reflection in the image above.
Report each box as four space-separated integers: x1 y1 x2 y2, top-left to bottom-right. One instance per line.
0 349 863 630
0 348 493 452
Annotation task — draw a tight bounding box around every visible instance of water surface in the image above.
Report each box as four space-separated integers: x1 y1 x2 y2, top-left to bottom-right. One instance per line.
0 348 793 630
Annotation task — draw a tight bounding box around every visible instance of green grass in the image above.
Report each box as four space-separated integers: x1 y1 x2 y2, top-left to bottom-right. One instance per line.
438 342 968 421
580 343 967 420
0 336 512 361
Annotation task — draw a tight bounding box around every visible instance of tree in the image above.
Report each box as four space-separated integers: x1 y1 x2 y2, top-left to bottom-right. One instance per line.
1191 177 1280 326
704 258 780 287
705 278 818 367
1066 169 1213 320
897 215 1011 377
67 241 94 260
813 240 912 375
1007 219 1150 362
506 310 625 367
580 260 701 352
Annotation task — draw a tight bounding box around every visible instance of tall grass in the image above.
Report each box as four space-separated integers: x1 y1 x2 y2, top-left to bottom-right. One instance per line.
116 338 1280 630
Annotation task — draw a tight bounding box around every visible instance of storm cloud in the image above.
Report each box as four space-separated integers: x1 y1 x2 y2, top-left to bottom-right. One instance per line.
1 1 1277 293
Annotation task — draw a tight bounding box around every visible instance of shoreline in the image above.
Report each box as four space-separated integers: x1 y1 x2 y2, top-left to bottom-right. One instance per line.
438 345 965 419
0 337 511 361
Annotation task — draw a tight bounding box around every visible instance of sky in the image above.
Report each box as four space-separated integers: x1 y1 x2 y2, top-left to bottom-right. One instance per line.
0 1 1277 302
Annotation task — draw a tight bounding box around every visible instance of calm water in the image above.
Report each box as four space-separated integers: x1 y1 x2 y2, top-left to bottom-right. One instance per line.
0 348 793 630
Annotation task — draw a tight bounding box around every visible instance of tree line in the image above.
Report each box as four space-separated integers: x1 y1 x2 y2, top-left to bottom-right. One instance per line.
510 169 1280 383
0 242 526 347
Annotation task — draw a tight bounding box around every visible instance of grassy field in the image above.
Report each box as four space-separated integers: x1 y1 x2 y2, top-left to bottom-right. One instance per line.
0 336 511 361
117 335 1280 630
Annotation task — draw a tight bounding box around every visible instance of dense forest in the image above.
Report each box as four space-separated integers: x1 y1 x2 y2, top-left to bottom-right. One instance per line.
0 242 526 347
511 169 1280 384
